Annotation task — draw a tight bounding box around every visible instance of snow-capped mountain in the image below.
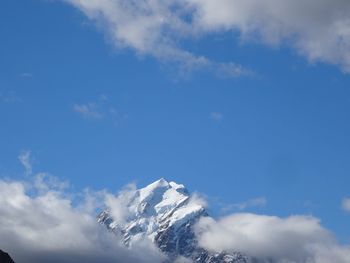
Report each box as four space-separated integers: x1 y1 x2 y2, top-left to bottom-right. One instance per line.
97 178 248 263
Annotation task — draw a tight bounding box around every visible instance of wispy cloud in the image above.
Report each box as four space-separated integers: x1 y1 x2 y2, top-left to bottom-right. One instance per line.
341 197 350 212
222 197 267 213
18 150 32 175
20 73 33 78
73 95 127 124
209 112 223 122
73 103 103 119
65 0 350 73
0 91 22 104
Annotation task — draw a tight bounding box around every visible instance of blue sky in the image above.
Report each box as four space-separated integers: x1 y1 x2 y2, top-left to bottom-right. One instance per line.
1 0 350 243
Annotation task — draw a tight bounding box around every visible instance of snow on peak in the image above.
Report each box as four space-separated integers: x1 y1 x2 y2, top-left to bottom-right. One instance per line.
136 178 190 216
98 179 206 244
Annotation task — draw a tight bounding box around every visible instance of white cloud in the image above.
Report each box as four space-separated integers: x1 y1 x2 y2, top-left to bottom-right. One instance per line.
341 197 350 212
195 213 350 263
64 0 350 73
18 150 32 175
63 0 250 75
222 197 267 213
104 183 137 224
0 175 165 263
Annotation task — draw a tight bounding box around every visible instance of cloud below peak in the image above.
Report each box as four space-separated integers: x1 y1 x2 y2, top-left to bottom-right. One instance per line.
0 175 164 263
195 213 350 263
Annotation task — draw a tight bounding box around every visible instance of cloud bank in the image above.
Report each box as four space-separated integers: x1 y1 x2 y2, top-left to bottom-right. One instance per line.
0 175 164 263
1 157 349 263
65 0 350 73
195 213 350 263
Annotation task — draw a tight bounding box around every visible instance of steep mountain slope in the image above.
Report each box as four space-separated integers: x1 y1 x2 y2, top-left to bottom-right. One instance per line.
97 179 248 263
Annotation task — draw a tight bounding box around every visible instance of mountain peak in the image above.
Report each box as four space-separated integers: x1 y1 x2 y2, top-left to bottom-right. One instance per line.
98 180 246 263
141 178 187 194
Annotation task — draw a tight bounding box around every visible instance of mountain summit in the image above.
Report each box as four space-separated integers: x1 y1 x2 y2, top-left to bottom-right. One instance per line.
97 179 247 263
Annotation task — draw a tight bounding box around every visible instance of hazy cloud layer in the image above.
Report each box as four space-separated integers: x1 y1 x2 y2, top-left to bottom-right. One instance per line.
65 0 350 73
195 213 350 263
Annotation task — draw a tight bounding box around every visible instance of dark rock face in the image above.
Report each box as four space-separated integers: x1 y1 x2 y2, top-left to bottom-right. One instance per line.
0 250 15 263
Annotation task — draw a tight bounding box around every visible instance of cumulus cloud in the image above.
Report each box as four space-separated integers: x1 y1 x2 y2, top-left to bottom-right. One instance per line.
341 197 350 212
18 150 32 175
195 213 350 263
63 0 250 75
64 0 350 73
0 175 165 263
